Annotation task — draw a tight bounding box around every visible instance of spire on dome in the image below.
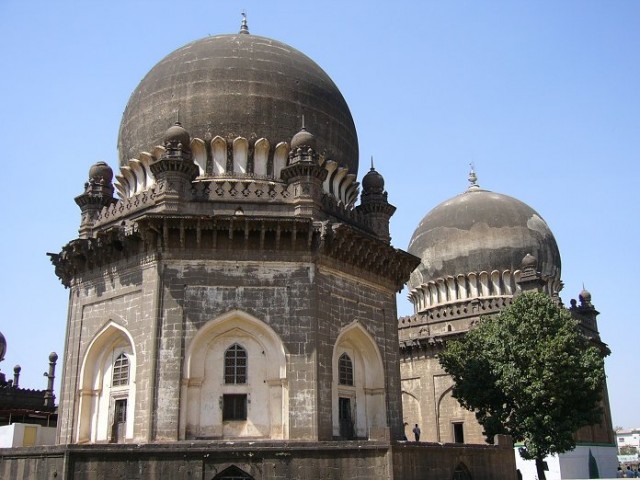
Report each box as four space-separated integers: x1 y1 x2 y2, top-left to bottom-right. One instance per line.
467 163 480 191
239 12 250 34
370 155 375 171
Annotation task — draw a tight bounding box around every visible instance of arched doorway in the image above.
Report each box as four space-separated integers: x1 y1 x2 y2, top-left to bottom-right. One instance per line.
332 321 386 439
182 310 288 440
76 321 136 443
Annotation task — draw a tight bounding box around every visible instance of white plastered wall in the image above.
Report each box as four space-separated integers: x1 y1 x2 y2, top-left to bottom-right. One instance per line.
76 320 136 443
181 310 288 440
332 321 386 439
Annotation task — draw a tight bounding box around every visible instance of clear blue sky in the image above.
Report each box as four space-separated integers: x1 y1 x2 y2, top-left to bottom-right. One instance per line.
1 1 638 429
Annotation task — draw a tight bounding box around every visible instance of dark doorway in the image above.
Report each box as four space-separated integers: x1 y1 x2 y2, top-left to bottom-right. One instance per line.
111 398 127 443
339 397 354 439
453 422 464 443
453 462 472 480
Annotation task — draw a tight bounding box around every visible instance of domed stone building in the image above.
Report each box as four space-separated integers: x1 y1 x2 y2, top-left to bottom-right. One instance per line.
9 18 517 480
52 22 418 446
398 171 616 477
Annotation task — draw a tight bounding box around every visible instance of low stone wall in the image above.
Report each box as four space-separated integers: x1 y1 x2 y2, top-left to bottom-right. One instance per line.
392 441 517 480
0 440 516 480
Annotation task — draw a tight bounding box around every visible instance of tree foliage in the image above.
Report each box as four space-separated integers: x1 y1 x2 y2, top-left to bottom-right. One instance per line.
439 292 607 467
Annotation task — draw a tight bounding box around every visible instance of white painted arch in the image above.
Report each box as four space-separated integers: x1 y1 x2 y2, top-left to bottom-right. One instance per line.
181 310 288 440
332 320 386 439
76 319 136 444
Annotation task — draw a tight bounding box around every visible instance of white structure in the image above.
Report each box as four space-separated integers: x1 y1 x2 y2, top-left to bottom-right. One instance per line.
516 446 620 480
617 428 640 453
0 424 56 448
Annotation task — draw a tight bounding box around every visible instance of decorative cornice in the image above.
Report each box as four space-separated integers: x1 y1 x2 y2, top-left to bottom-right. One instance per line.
280 161 327 183
149 157 199 178
409 269 562 312
50 215 418 291
116 135 358 207
47 227 142 288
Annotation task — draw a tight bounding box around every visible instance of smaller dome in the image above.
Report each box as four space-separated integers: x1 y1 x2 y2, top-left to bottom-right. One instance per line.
163 122 191 149
290 127 316 151
0 331 6 362
88 161 113 184
408 187 561 288
362 167 385 194
579 288 592 305
521 253 538 270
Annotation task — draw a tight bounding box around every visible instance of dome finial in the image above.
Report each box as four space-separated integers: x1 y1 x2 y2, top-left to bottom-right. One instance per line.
239 11 250 34
579 284 592 307
370 155 375 171
290 119 316 151
467 163 480 191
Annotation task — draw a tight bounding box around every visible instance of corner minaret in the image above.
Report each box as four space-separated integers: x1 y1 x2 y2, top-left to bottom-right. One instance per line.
74 161 116 239
356 158 396 243
281 124 327 217
516 253 547 293
149 123 199 210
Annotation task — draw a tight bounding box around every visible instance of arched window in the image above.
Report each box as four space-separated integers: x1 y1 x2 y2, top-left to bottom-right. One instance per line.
112 353 129 386
338 353 353 386
224 344 247 384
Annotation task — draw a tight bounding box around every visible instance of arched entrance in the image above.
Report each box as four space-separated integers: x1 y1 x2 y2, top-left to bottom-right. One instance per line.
76 321 136 443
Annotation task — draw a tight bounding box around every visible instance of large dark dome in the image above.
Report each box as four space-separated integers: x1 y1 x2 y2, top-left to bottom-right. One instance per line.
408 186 561 290
118 33 359 174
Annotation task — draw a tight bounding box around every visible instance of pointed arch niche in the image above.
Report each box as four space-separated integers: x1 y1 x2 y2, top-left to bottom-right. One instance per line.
181 310 288 440
332 321 386 439
76 321 136 444
437 386 477 444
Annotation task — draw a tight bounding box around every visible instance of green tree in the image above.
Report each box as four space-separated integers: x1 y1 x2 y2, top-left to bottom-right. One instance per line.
438 292 607 480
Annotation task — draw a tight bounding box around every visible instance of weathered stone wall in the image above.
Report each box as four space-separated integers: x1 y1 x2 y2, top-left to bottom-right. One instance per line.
59 246 403 444
169 255 320 441
0 441 517 480
316 264 403 440
57 256 159 444
400 349 485 444
392 440 517 480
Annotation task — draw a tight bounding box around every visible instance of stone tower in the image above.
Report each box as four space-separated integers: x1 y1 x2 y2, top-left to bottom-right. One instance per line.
49 23 418 446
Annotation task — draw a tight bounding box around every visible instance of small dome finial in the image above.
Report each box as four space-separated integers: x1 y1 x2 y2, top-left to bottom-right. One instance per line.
239 11 249 34
579 284 592 307
370 155 375 171
290 120 316 150
468 163 480 191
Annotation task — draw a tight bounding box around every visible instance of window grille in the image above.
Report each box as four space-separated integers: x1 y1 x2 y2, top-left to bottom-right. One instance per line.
224 344 247 384
338 353 353 386
112 353 129 386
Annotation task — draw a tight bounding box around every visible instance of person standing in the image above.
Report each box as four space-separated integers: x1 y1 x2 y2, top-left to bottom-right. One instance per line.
412 424 421 442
